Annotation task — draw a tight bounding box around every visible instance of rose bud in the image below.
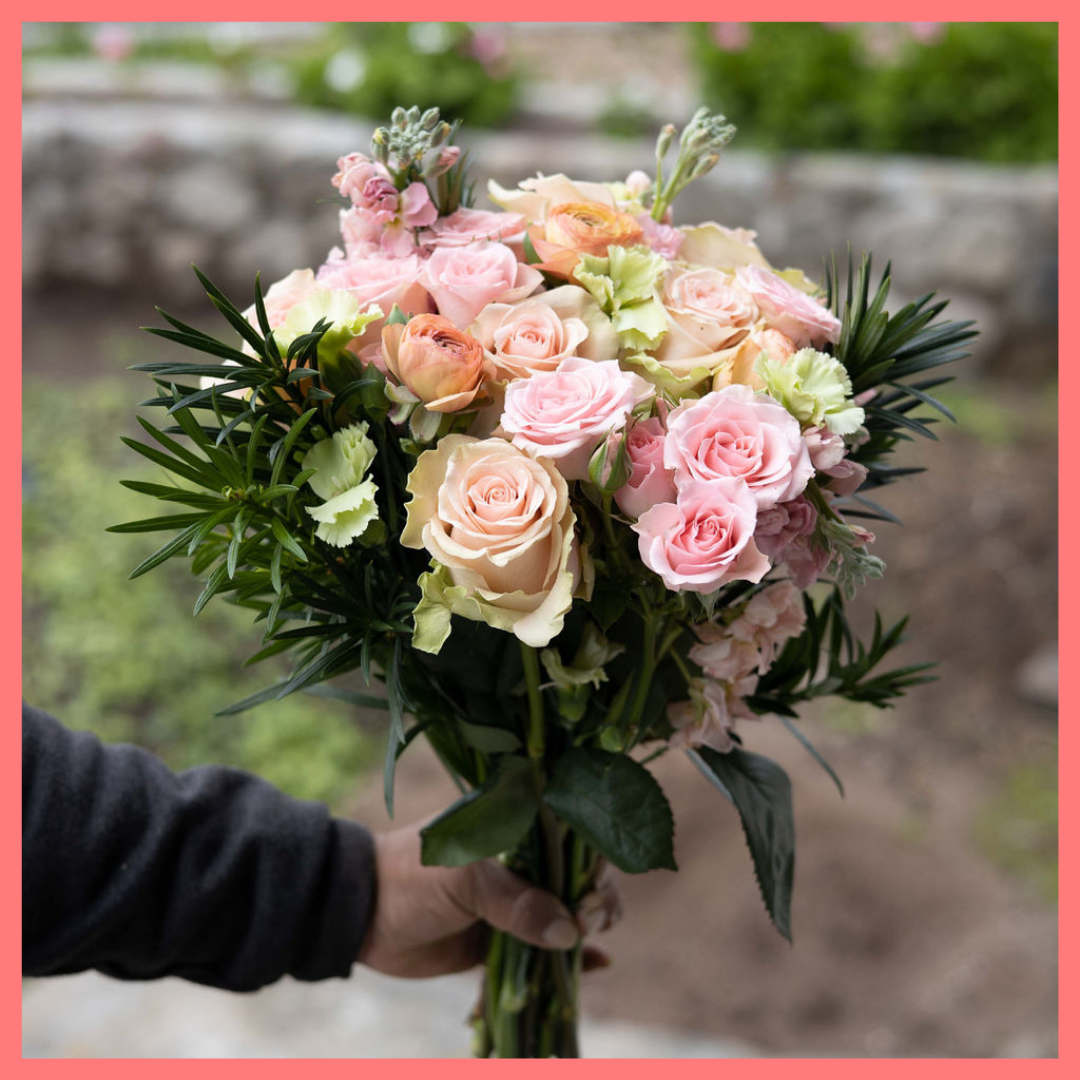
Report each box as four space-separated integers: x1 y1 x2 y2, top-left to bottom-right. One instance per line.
381 314 494 413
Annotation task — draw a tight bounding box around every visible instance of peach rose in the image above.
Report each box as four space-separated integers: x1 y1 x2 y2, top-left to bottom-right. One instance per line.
614 417 678 519
499 357 653 480
381 314 494 413
664 384 813 509
735 265 842 349
421 241 543 328
711 328 797 392
401 435 578 649
654 268 757 372
633 477 770 594
470 285 618 380
529 201 644 279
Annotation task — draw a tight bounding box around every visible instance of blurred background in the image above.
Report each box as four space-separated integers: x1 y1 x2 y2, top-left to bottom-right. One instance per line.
22 21 1057 1058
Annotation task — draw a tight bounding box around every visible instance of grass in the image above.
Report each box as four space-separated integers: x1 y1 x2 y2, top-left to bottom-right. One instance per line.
22 375 377 808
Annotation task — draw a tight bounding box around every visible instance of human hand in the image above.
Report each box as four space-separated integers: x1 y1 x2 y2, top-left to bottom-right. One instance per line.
357 820 622 978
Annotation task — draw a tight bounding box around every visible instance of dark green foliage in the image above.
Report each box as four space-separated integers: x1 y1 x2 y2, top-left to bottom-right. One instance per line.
543 748 677 873
689 747 795 941
692 22 1057 162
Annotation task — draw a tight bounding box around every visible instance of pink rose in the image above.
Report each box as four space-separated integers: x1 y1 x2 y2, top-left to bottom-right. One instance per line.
422 241 544 328
633 477 770 594
427 207 527 249
664 384 813 509
499 357 653 480
614 417 678 519
736 265 842 349
317 253 432 326
667 676 758 754
754 495 817 560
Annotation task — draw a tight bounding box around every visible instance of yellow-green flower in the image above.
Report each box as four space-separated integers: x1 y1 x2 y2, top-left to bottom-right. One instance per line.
301 423 380 547
574 245 669 352
755 348 865 435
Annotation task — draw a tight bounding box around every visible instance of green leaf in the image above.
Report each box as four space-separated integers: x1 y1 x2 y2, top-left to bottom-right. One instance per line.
543 748 676 873
457 720 523 753
269 408 318 487
270 518 309 563
775 716 844 797
420 756 538 867
302 683 389 710
689 747 795 941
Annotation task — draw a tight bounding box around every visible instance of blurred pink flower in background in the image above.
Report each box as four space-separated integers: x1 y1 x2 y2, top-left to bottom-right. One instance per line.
909 22 946 45
92 24 135 63
711 22 752 54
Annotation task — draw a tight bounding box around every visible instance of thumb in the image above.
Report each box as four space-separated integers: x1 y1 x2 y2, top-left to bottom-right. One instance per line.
462 860 580 951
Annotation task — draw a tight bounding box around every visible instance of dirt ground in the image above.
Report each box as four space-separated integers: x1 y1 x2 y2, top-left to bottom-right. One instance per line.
25 293 1058 1058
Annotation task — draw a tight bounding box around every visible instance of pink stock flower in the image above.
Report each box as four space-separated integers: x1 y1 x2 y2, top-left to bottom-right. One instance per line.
427 207 527 249
664 384 813 509
615 417 678 519
779 533 831 589
732 581 808 668
667 676 758 754
803 425 868 496
689 627 761 683
754 495 817 560
822 458 868 497
422 241 544 327
633 477 769 595
500 357 652 480
333 153 437 230
736 265 842 349
636 214 685 259
339 207 422 259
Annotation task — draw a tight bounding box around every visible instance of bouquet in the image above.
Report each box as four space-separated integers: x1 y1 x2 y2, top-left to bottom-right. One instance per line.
114 106 974 1058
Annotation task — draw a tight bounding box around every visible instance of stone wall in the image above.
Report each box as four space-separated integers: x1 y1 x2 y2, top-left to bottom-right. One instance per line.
23 96 1058 373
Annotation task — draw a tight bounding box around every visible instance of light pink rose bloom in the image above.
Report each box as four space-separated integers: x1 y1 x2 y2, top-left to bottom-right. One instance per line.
667 675 758 754
499 357 653 480
633 477 770 594
753 495 817 560
662 268 758 353
636 214 685 260
689 625 761 682
427 207 527 249
422 241 544 328
317 253 432 324
731 581 808 669
736 264 842 349
664 384 813 509
614 417 678 519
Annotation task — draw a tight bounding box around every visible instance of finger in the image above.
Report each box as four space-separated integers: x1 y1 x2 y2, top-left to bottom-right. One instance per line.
582 944 612 972
575 875 623 936
381 923 491 978
462 860 579 951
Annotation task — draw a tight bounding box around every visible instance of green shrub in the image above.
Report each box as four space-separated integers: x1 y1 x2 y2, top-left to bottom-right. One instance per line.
291 23 517 129
692 22 1057 162
22 377 375 807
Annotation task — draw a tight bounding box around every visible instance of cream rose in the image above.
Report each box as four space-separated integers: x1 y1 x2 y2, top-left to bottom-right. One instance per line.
402 435 578 650
470 285 619 380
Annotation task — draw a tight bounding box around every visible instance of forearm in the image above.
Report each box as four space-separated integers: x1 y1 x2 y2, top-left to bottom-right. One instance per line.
22 703 376 991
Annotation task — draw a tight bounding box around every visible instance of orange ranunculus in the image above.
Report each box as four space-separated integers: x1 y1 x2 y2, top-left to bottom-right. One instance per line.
528 201 644 279
381 315 493 413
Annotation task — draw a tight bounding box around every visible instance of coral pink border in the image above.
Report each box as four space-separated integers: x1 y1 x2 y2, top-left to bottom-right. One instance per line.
10 2 1068 1070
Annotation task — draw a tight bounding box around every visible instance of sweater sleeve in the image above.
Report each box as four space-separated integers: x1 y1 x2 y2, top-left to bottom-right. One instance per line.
22 703 377 992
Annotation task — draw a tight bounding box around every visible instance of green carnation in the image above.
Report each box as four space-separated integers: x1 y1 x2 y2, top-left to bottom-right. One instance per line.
301 422 380 548
279 290 383 364
755 348 865 435
574 245 669 352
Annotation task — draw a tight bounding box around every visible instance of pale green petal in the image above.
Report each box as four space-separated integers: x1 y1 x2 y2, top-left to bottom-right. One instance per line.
412 567 455 654
279 289 383 362
574 255 616 310
622 351 712 395
755 348 864 431
823 401 866 435
306 478 379 548
605 245 668 304
301 422 377 501
612 299 669 351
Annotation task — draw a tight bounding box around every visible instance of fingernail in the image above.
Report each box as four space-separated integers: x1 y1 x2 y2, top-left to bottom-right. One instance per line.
542 918 579 950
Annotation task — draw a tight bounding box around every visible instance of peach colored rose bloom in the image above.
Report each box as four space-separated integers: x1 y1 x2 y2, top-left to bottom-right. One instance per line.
614 417 678 519
633 477 770 594
664 384 813 509
401 435 578 648
736 264 842 349
528 201 644 279
499 357 653 480
421 241 543 328
711 328 797 392
470 285 618 380
382 314 494 413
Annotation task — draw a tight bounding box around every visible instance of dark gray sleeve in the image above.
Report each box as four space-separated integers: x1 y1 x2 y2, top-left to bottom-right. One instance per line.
22 703 377 992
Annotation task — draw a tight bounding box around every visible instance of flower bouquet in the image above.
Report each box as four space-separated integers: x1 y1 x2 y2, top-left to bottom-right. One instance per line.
113 106 974 1058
